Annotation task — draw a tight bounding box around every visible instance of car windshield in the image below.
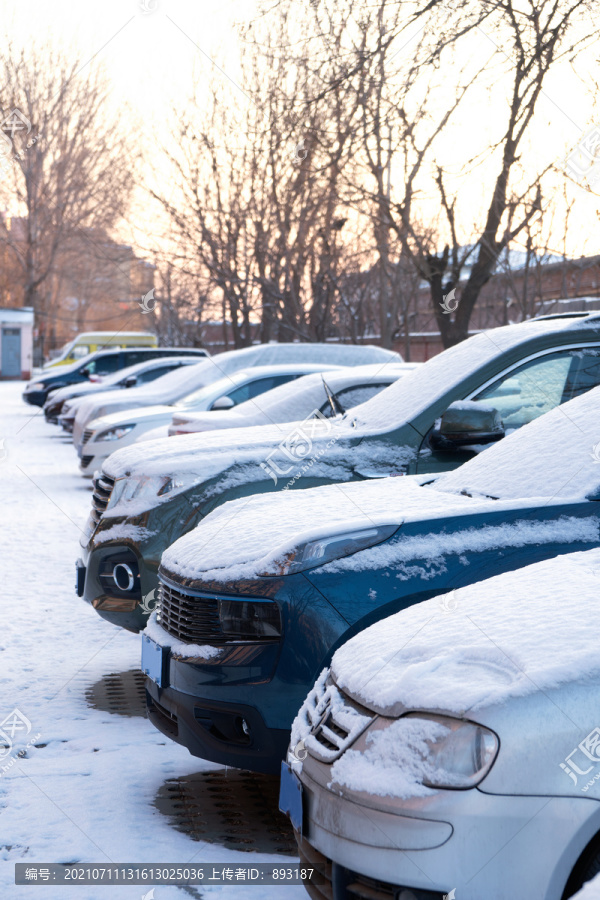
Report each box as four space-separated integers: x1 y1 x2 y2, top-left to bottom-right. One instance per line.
435 382 600 502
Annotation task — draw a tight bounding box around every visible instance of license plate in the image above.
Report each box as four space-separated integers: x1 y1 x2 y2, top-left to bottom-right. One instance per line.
279 761 304 832
141 635 168 688
75 559 86 597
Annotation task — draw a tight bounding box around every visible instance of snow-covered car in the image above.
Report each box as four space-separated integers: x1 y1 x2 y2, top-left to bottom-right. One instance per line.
71 342 401 449
23 345 208 407
44 353 203 424
78 312 600 636
142 383 600 773
163 363 417 438
77 363 345 476
282 548 600 900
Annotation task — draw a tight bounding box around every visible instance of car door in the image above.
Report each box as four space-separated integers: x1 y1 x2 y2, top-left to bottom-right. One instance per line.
416 346 600 474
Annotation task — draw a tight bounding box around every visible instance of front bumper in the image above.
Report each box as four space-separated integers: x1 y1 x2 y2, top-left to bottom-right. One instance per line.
297 766 600 900
23 389 46 406
143 572 349 773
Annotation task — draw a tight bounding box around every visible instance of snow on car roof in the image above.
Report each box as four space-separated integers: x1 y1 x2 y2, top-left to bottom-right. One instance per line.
331 548 600 717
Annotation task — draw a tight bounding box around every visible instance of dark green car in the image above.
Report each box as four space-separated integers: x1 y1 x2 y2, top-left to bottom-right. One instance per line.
77 313 600 632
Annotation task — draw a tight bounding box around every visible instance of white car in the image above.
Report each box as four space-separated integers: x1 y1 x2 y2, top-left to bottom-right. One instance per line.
71 342 401 448
284 548 600 900
77 363 346 476
164 363 417 437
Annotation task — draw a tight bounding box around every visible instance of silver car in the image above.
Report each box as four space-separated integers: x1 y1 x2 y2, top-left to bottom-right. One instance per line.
281 548 600 900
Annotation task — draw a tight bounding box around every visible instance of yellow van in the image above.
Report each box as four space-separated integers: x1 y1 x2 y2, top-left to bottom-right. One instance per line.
46 332 158 368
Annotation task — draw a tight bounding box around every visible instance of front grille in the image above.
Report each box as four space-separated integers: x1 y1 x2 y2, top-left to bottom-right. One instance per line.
80 455 94 471
300 676 373 763
89 473 115 525
82 428 94 445
156 581 225 645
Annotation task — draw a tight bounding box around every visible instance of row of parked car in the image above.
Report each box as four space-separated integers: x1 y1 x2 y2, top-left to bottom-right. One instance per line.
28 315 600 899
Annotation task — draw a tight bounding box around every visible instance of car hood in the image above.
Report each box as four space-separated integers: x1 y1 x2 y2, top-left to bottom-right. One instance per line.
329 547 600 718
170 409 261 432
159 476 504 584
90 404 177 430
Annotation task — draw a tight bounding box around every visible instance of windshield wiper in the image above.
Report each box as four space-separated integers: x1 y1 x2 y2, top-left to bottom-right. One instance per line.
322 375 345 417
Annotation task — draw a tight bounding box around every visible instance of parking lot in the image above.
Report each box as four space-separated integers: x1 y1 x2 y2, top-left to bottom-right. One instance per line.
0 381 305 900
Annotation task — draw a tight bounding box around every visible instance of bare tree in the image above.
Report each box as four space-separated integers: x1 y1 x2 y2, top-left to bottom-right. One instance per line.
0 42 136 355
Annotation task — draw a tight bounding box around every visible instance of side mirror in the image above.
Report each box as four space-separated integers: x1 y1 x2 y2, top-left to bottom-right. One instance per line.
210 395 235 411
430 401 504 451
81 365 92 378
124 375 138 388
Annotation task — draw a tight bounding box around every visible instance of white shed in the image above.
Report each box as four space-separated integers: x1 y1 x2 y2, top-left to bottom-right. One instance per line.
0 308 34 380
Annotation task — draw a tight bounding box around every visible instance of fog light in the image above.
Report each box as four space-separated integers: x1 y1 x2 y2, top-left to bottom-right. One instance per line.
113 562 135 592
241 718 251 737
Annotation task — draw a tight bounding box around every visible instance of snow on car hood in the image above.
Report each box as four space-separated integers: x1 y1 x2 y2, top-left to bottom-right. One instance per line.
331 548 600 717
160 477 488 582
90 404 177 430
156 384 600 583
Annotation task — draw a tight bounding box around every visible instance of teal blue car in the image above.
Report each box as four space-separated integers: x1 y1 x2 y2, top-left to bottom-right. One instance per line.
144 383 600 772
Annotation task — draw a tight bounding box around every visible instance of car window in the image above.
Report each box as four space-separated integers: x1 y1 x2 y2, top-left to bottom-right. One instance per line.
92 354 122 376
225 374 297 406
319 383 390 418
71 344 90 360
122 351 149 367
473 348 600 430
137 364 180 383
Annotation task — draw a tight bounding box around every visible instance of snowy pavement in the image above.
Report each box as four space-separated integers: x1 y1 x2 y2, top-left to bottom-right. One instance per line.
0 382 305 900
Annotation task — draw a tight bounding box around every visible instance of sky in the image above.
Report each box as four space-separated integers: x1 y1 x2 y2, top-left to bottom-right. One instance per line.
2 0 599 263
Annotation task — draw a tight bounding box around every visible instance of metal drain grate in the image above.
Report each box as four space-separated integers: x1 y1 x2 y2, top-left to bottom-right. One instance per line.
155 770 297 855
85 669 147 717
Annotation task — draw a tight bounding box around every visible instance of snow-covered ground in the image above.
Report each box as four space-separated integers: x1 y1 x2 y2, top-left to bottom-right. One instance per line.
0 382 305 900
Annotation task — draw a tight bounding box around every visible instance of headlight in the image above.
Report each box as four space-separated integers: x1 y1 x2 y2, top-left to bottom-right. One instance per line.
407 713 498 789
217 599 282 640
95 424 136 442
106 472 202 511
261 523 399 576
26 381 45 391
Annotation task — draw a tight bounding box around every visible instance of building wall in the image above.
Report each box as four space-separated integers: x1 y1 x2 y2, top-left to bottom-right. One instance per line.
0 309 34 379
